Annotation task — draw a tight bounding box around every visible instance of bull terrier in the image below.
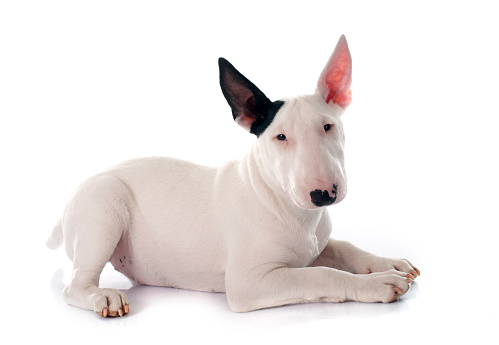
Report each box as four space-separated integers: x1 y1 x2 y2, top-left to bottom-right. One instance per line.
46 35 419 317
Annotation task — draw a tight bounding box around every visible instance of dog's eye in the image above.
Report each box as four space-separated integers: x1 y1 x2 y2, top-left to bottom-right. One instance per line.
324 124 333 132
277 134 287 141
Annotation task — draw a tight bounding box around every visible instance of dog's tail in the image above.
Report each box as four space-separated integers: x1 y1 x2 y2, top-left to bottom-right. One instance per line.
46 219 63 250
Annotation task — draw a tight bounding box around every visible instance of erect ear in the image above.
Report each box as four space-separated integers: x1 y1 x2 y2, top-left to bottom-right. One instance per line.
316 35 352 109
219 58 279 135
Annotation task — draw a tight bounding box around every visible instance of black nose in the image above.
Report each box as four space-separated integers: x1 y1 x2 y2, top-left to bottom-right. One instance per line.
310 184 338 207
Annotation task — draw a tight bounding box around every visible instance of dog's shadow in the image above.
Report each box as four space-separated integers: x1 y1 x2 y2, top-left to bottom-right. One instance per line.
50 268 418 325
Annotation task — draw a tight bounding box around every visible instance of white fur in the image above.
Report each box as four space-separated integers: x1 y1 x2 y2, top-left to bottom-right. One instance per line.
47 38 418 317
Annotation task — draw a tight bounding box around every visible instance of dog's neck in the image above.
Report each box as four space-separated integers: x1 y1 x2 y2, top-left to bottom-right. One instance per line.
240 142 324 225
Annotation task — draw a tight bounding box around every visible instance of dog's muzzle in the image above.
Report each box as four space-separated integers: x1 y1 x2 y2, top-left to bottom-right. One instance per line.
310 184 337 207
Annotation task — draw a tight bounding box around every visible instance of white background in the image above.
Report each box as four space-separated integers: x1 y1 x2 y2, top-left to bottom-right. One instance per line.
1 1 498 343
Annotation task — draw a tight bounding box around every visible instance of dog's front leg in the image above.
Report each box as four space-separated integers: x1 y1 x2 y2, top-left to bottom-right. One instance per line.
311 238 420 278
225 264 411 312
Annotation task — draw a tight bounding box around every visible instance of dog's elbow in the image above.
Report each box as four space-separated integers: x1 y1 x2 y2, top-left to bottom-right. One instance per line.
227 301 256 313
225 275 273 313
226 289 261 313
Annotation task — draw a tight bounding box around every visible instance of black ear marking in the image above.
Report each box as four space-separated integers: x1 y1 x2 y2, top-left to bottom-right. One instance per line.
218 58 284 136
251 100 285 137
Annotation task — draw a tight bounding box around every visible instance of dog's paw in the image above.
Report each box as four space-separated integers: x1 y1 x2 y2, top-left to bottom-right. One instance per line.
91 288 129 317
353 269 412 303
362 257 420 280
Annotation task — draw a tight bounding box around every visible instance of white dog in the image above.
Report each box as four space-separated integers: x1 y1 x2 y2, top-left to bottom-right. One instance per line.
47 35 419 317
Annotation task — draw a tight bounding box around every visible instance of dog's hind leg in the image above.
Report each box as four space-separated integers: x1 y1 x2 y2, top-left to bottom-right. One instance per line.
62 175 131 317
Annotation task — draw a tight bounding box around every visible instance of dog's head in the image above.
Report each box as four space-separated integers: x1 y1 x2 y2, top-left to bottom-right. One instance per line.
219 35 352 210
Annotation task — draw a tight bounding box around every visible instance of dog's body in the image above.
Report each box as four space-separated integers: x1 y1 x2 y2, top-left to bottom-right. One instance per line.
47 36 418 317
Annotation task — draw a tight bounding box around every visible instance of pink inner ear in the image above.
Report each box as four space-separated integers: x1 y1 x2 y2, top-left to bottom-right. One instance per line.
326 88 351 109
318 35 352 109
235 113 255 131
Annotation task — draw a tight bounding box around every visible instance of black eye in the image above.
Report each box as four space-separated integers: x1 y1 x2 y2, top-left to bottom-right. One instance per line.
277 134 287 141
324 124 332 132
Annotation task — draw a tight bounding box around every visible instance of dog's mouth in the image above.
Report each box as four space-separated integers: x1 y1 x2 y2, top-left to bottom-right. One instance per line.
289 188 312 210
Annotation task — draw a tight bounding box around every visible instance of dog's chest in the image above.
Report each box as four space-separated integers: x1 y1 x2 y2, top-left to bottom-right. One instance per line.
277 218 326 268
301 231 321 265
295 213 331 266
